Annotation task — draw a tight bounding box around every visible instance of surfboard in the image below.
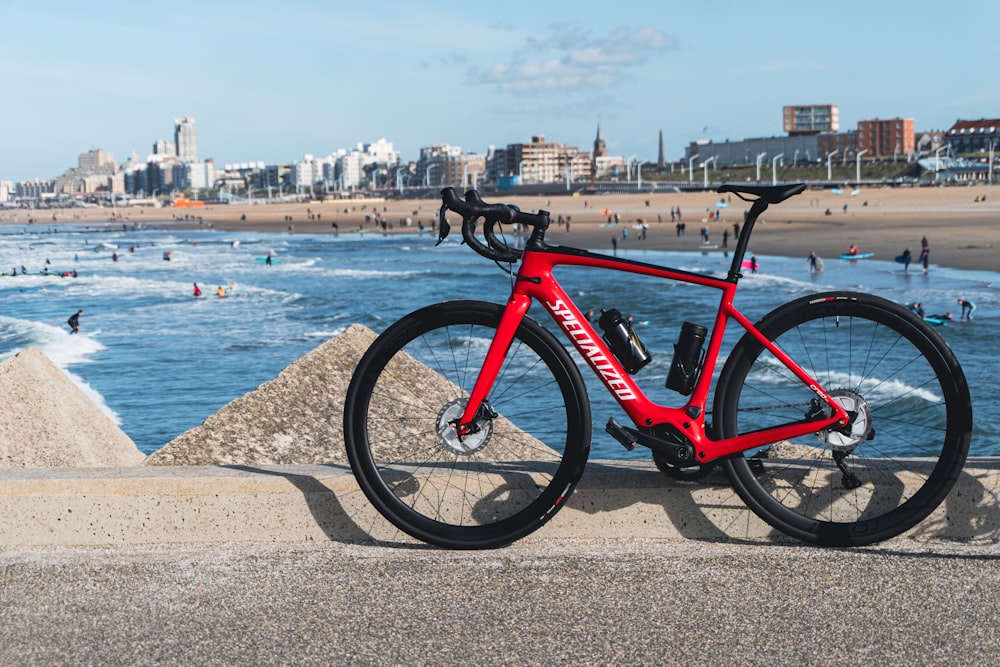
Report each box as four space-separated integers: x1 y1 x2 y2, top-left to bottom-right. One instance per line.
811 257 824 272
922 318 946 327
839 252 874 259
86 329 102 337
255 257 279 264
894 255 912 264
741 258 761 270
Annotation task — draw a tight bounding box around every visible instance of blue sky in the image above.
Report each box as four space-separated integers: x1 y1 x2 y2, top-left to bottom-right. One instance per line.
2 1 998 182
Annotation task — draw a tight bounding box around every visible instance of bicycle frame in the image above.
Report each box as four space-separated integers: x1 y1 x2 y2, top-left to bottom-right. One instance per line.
456 246 851 464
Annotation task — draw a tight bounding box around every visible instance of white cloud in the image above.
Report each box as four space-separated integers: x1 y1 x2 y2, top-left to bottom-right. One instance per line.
468 24 677 94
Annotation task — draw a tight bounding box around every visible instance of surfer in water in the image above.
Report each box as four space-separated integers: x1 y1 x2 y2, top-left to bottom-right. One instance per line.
67 309 83 334
193 283 202 297
958 298 976 320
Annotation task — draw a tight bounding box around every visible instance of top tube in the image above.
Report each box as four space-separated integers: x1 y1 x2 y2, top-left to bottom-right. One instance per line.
438 183 808 277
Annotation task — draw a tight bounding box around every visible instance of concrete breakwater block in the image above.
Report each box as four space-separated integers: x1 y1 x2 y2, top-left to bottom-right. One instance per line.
146 324 378 466
0 348 144 468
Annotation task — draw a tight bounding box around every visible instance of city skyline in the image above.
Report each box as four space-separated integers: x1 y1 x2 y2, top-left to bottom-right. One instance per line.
3 0 999 183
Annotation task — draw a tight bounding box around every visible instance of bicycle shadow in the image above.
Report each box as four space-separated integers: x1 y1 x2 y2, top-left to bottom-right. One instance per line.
220 458 1000 549
906 457 1000 542
563 460 769 544
222 464 427 549
565 459 1000 545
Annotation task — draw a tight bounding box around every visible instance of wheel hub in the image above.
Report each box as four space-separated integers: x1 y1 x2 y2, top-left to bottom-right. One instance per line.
436 398 493 455
816 388 872 452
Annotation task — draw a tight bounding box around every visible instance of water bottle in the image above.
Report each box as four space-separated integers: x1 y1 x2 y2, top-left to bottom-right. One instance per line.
598 308 651 374
666 322 707 395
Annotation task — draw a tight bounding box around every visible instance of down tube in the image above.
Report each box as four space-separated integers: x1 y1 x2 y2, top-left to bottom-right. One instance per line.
533 280 666 424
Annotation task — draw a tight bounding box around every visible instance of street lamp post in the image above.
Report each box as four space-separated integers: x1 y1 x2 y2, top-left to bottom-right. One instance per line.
637 161 643 189
702 156 717 188
626 155 637 182
989 139 997 184
755 152 767 181
688 153 699 182
396 166 406 195
425 163 439 187
826 150 838 181
856 149 868 184
771 153 784 186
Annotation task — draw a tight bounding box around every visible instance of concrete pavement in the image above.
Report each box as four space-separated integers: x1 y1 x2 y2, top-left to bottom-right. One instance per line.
2 460 1000 665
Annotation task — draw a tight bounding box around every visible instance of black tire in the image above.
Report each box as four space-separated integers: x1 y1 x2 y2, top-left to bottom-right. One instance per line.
714 292 972 547
344 300 591 549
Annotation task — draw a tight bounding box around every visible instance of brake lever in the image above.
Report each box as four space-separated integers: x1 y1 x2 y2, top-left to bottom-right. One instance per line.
435 202 451 246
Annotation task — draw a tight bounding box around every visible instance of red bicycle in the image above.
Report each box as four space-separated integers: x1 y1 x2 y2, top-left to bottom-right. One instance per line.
344 184 972 548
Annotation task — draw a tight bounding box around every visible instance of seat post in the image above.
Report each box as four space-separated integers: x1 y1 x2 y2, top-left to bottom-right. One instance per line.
727 197 769 281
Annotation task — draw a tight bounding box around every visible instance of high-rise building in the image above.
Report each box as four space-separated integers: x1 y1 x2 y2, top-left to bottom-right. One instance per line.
78 148 115 172
153 139 176 157
857 118 914 157
174 115 198 163
783 105 839 135
491 135 592 184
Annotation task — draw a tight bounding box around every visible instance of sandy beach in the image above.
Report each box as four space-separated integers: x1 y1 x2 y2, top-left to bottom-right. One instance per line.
4 184 999 272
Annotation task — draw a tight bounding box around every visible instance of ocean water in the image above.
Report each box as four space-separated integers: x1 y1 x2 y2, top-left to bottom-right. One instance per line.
1 221 997 459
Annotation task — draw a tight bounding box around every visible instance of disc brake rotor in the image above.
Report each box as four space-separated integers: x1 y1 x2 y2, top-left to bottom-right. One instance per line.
436 398 493 455
816 388 872 452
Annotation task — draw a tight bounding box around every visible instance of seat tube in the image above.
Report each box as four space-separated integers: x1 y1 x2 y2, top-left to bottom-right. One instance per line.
455 293 532 435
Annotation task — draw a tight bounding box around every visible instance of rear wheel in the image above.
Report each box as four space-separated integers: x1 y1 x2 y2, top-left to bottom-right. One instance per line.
715 292 971 546
344 300 591 549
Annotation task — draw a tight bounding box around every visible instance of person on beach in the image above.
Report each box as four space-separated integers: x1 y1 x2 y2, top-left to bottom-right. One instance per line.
958 298 976 320
750 253 758 274
900 246 911 272
920 247 929 273
847 244 859 256
265 252 273 266
67 309 83 334
193 283 202 298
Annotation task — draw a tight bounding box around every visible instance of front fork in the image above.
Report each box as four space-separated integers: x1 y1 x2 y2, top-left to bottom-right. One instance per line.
454 294 532 437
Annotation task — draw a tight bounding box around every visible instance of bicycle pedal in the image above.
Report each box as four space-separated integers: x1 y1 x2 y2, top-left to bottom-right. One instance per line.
605 418 637 451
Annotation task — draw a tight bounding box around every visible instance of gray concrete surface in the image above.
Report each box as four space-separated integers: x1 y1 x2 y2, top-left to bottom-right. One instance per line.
1 460 998 665
1 538 998 665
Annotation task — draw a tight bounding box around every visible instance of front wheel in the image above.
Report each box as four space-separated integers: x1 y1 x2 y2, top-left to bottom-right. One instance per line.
344 300 591 549
715 292 972 547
